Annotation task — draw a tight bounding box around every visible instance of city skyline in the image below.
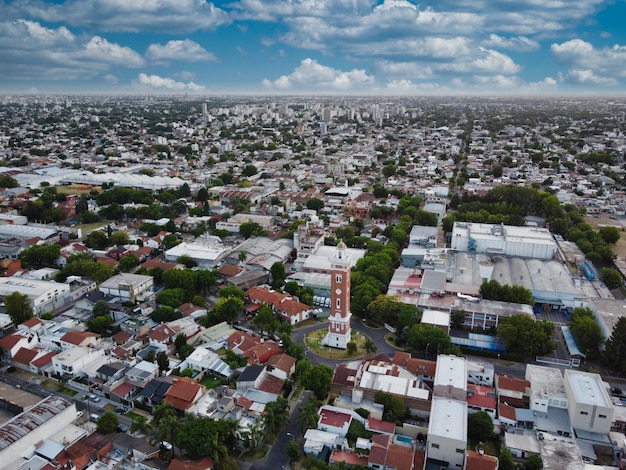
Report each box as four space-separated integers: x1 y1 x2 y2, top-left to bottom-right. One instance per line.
1 0 625 95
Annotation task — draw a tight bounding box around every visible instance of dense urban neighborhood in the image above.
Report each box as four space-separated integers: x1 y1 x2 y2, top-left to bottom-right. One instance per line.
2 95 626 470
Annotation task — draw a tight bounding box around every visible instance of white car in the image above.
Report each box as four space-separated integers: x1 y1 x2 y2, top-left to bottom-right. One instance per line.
76 411 84 418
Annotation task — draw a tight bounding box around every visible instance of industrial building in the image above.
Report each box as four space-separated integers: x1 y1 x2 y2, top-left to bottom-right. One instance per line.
164 236 229 269
0 277 71 315
451 222 557 259
0 396 77 466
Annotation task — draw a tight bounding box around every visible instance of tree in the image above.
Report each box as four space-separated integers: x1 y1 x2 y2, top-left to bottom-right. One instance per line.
85 230 109 249
239 222 262 239
602 317 626 374
599 226 621 244
569 308 603 359
130 415 151 435
468 411 493 441
5 291 33 325
109 231 130 246
287 440 301 462
364 338 377 354
18 244 61 267
88 314 112 334
156 351 169 373
406 323 452 357
301 365 333 400
263 396 290 440
306 198 324 211
175 416 236 461
96 411 119 434
93 300 110 317
451 310 466 329
497 315 556 358
213 296 244 323
297 398 321 432
118 254 140 272
346 341 357 354
524 455 544 470
253 304 277 334
176 255 198 268
218 286 246 300
601 267 623 289
270 262 286 289
374 392 408 424
498 448 516 470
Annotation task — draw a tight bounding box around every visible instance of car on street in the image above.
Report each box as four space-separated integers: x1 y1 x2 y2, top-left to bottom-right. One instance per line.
115 406 127 413
117 424 128 433
88 394 100 402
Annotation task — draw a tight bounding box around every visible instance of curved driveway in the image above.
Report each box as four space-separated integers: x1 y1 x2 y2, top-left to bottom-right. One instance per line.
291 317 399 367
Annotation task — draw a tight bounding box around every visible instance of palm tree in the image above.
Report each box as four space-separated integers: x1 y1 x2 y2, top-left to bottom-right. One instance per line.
238 251 247 264
130 415 151 436
296 398 321 432
263 396 290 440
152 402 176 427
157 414 181 456
245 420 265 450
364 338 377 354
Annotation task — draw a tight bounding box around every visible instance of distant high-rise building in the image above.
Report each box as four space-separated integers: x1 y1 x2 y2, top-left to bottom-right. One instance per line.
202 102 208 116
319 122 328 135
323 242 352 349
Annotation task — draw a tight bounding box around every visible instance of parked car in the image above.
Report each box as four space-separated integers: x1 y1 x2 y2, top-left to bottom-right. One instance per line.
115 406 127 413
88 394 100 402
90 413 100 422
117 424 128 433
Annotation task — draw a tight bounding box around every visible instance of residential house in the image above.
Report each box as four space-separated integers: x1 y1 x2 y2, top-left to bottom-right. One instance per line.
426 397 467 470
164 377 206 413
51 346 105 377
125 360 159 387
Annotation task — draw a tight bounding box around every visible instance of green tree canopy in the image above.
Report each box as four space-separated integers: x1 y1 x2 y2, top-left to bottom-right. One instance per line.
306 198 324 211
270 261 287 289
497 314 556 358
301 364 333 400
602 317 626 374
599 226 621 244
601 267 623 289
406 323 453 357
219 285 246 300
5 291 33 325
468 411 493 442
374 391 408 424
569 308 603 359
96 411 119 434
18 244 61 268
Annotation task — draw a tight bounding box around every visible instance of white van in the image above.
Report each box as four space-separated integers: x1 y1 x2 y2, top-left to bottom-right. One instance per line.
90 413 100 422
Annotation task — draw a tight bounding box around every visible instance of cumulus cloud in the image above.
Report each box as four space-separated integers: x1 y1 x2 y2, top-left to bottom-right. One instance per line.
0 20 144 80
145 40 217 63
551 39 626 85
482 34 539 52
9 0 230 33
262 58 374 91
135 73 205 91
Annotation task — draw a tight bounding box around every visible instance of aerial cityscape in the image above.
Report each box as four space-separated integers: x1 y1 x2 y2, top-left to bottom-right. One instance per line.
0 94 626 470
2 1 626 470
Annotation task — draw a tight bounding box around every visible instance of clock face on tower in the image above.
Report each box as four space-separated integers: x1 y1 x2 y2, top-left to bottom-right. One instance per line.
335 288 342 295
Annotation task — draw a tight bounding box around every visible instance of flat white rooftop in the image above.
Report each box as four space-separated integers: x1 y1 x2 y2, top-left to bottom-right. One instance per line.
428 397 467 441
565 370 611 408
435 355 467 392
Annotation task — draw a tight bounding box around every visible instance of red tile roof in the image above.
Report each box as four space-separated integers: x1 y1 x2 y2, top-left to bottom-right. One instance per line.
61 330 99 346
12 347 39 365
319 409 352 429
367 418 396 434
112 381 135 398
244 342 282 365
498 402 517 422
266 353 296 374
168 456 215 470
21 317 42 329
218 264 244 277
0 333 24 350
329 450 369 467
497 374 530 393
384 444 415 470
164 377 204 411
465 449 498 470
257 374 284 395
31 351 55 369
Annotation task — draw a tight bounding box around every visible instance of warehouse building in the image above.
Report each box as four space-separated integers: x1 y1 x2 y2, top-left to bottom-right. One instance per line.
451 222 557 259
0 277 70 315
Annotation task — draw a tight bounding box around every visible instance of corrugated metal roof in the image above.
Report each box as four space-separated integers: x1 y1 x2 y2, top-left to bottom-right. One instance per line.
0 396 72 451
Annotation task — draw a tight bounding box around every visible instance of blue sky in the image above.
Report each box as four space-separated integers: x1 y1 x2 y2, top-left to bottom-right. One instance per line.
1 0 626 95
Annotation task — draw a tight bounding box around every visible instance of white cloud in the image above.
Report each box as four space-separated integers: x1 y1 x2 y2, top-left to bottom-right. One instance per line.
263 58 374 91
374 60 434 79
0 20 144 80
551 39 626 85
10 0 230 33
482 34 539 52
103 74 119 84
175 71 196 81
135 73 205 91
438 48 520 75
558 69 617 86
145 40 217 63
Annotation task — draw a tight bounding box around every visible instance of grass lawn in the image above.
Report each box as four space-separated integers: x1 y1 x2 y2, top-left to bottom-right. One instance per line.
125 410 149 421
468 437 500 457
305 329 373 360
55 184 102 196
201 376 226 389
239 446 269 461
77 221 109 233
56 385 78 396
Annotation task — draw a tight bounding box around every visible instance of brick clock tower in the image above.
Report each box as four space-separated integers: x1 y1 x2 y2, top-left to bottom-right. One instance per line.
324 241 352 349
